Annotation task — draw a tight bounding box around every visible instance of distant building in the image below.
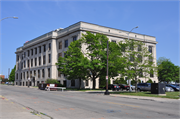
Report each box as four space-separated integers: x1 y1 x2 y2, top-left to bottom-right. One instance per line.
15 21 158 88
0 74 5 79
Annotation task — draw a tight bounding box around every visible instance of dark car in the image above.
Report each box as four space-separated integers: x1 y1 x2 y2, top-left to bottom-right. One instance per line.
118 84 130 91
166 84 179 91
137 83 151 92
104 84 120 91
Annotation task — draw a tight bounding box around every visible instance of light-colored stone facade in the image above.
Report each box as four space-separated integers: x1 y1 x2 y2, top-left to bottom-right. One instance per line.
15 21 158 88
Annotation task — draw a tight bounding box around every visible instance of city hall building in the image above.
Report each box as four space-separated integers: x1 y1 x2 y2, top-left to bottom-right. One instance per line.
15 21 158 88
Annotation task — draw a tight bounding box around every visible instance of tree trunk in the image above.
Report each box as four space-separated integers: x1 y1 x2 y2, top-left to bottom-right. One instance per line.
135 77 138 93
79 78 81 89
93 77 96 89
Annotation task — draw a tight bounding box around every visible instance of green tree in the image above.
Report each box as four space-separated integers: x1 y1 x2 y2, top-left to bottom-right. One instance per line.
146 79 153 83
119 39 157 92
56 40 89 89
158 59 179 83
9 65 16 82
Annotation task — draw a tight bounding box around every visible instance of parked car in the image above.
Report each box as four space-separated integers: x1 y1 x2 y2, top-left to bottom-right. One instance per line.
165 86 174 92
137 83 151 92
104 84 120 91
131 85 135 90
166 84 179 91
172 84 180 87
118 84 130 91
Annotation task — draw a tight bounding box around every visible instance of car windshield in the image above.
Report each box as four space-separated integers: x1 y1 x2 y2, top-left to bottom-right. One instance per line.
169 85 176 87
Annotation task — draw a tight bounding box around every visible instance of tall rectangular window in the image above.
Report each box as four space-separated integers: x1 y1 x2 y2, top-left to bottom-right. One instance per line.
48 54 51 63
130 54 134 62
28 50 29 56
43 45 46 52
86 80 89 86
28 60 29 67
24 52 26 58
17 55 19 61
38 70 40 78
150 69 154 77
138 55 142 63
138 45 142 51
39 46 41 53
149 46 152 53
65 40 68 48
30 71 32 78
21 62 23 69
34 70 36 76
24 60 26 68
35 48 37 54
24 72 25 79
139 69 143 77
27 71 29 79
16 73 18 79
71 80 75 86
42 69 44 78
58 53 62 59
31 59 33 67
43 55 46 65
111 40 116 43
59 41 62 49
49 43 51 51
73 36 77 41
48 68 50 77
35 58 37 66
21 73 22 79
39 57 41 66
31 49 33 56
58 70 61 77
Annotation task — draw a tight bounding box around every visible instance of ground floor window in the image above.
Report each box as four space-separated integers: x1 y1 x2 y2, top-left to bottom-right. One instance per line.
86 80 89 86
71 80 75 86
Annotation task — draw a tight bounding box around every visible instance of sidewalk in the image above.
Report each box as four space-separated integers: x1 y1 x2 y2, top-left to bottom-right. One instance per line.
0 95 49 119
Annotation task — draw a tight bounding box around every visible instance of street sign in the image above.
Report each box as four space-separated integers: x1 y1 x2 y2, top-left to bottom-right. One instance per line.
106 76 108 80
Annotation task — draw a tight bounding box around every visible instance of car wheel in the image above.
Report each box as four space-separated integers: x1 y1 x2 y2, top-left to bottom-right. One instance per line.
137 89 141 92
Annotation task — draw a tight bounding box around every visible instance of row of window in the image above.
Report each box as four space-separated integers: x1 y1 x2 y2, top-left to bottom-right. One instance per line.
58 36 77 50
129 55 153 63
16 68 51 80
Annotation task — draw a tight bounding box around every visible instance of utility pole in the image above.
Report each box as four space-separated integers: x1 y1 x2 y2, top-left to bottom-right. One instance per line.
104 40 109 95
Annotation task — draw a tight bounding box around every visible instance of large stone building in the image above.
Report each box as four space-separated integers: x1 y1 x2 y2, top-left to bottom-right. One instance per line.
15 21 158 88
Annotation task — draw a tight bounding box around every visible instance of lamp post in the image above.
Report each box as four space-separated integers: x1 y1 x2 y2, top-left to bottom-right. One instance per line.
127 26 138 92
0 16 18 21
104 40 109 95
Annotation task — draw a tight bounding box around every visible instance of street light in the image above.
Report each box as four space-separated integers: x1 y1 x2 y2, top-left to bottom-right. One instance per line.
0 16 18 21
127 26 139 92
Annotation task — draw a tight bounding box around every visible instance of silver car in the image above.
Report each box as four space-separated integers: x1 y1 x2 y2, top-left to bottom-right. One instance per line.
137 83 151 92
165 86 174 92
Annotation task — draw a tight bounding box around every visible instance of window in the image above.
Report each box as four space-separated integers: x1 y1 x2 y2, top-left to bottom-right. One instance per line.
43 55 46 65
35 58 37 66
24 60 26 68
39 57 41 66
58 53 62 59
48 54 51 63
16 73 18 79
30 71 32 78
149 56 153 63
138 45 141 51
21 73 22 79
35 48 37 54
24 72 25 79
31 59 33 67
43 45 46 52
139 69 143 77
34 70 36 76
27 71 29 79
48 68 50 77
31 49 33 56
130 54 134 62
71 80 75 86
28 60 29 67
138 55 142 63
17 55 19 61
39 46 41 53
58 70 61 77
73 36 77 41
27 50 29 56
24 52 26 58
21 62 23 69
86 80 89 86
38 70 40 78
121 45 126 52
111 40 116 43
64 53 66 58
49 43 51 51
42 69 44 78
149 46 152 53
129 43 134 50
65 40 68 48
150 69 154 77
59 41 62 49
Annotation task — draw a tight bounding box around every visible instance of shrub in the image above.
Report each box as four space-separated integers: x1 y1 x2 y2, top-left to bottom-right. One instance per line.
146 79 153 83
45 79 59 84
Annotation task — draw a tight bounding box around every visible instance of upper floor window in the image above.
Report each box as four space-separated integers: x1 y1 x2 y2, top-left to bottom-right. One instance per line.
48 54 51 63
59 41 62 49
138 55 142 63
139 69 143 77
24 60 26 68
31 49 33 56
27 50 29 56
22 54 23 60
21 62 23 69
35 58 37 66
138 45 142 51
39 46 41 53
65 40 68 48
130 54 134 62
49 43 51 51
149 46 152 53
38 70 40 78
58 70 61 77
43 45 46 52
30 71 32 78
42 69 44 78
129 43 134 51
35 48 37 54
39 57 41 66
24 52 26 58
31 59 33 67
111 40 116 43
43 55 46 65
86 80 89 86
150 69 154 77
17 55 19 61
24 72 25 79
48 68 50 77
73 36 77 41
28 60 29 67
34 70 36 76
58 53 62 60
16 73 18 79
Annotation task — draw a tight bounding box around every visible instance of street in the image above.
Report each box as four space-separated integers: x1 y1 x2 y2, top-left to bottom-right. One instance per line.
0 85 179 119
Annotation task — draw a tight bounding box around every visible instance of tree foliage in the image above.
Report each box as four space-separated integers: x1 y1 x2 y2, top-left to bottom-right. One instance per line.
157 59 179 83
9 65 16 82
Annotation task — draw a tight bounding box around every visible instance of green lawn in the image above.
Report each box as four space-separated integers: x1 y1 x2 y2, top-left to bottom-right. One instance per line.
110 91 180 99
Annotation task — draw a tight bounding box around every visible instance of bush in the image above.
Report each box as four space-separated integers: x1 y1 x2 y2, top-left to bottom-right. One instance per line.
146 79 153 83
45 79 59 84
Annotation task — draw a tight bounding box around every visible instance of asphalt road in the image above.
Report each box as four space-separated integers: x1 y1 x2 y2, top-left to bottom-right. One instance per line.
0 85 179 119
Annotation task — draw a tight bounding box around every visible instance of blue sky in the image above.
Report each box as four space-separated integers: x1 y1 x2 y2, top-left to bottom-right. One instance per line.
0 0 179 77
